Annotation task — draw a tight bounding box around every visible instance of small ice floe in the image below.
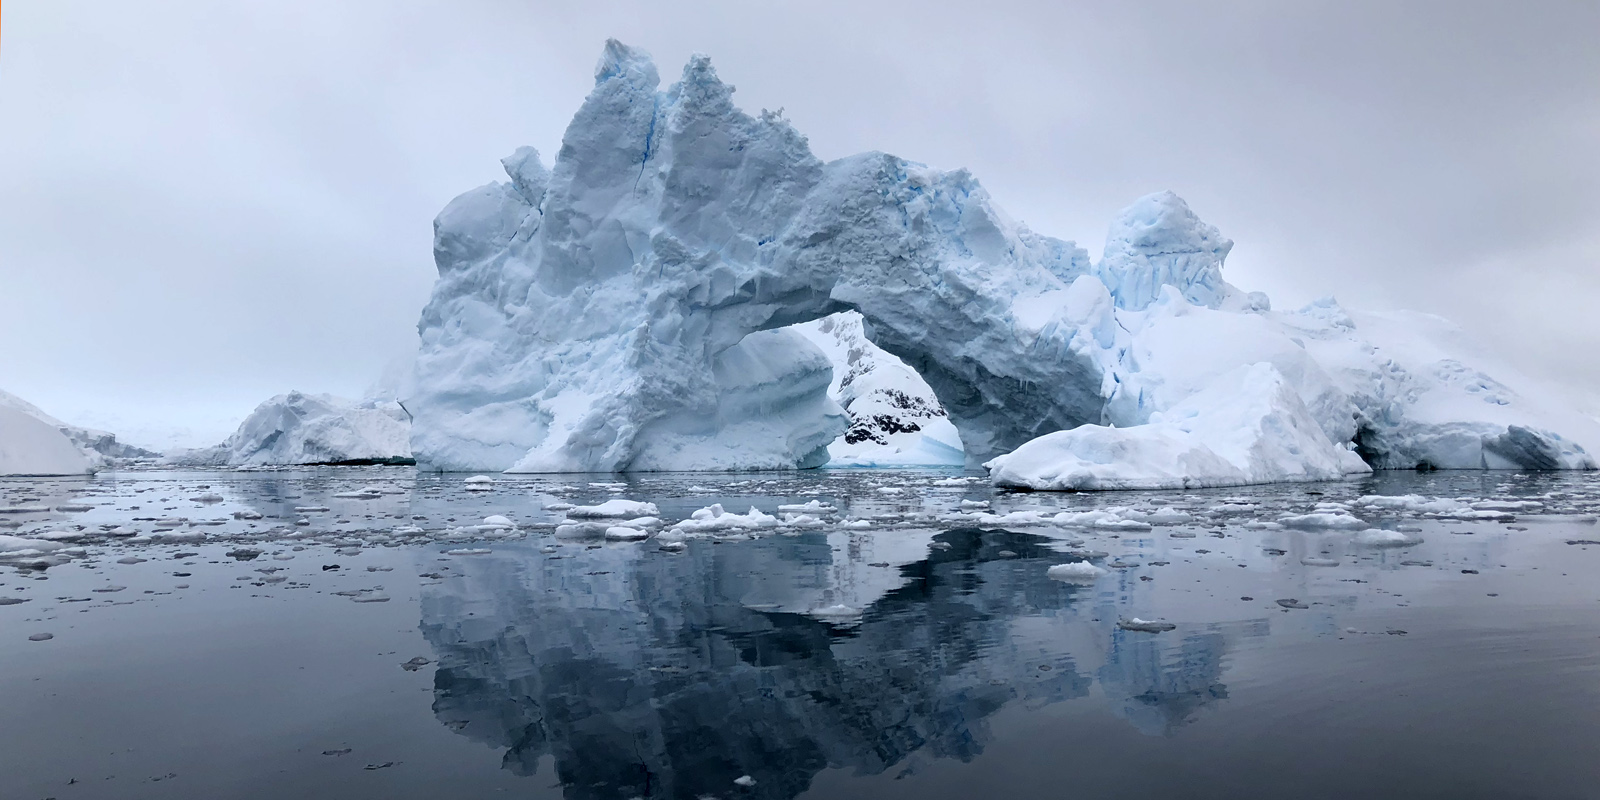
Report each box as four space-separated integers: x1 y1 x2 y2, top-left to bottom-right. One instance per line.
777 500 835 514
333 486 386 500
334 589 391 602
36 530 86 542
959 500 990 509
233 510 263 520
464 475 495 491
1118 618 1176 633
779 513 825 528
809 604 862 620
1046 561 1108 583
670 504 779 534
734 775 757 787
567 499 660 519
931 477 979 486
0 535 75 557
604 527 651 541
443 548 492 556
480 515 515 529
555 522 610 539
543 502 574 511
840 519 872 530
1356 528 1424 548
190 493 224 503
54 503 95 513
1279 512 1367 530
294 506 330 513
1300 557 1340 567
658 541 687 552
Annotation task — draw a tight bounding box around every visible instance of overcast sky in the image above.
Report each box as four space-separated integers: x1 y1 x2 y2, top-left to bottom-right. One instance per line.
3 1 1597 449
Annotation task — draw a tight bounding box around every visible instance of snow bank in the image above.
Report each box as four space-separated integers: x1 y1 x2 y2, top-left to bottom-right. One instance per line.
0 403 93 476
987 363 1367 490
173 391 411 467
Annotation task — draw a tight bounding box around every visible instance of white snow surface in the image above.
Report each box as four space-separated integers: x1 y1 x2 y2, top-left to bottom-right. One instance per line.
987 363 1369 491
171 391 411 467
0 401 93 477
408 40 1600 483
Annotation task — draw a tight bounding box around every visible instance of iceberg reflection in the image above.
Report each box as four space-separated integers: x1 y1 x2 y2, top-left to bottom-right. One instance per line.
419 528 1265 798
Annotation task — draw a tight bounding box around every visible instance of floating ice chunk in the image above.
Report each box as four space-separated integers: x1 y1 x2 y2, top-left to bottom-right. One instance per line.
1356 528 1424 547
776 500 835 514
1118 618 1176 633
809 604 862 620
1046 561 1108 582
604 527 651 541
1279 512 1367 530
444 548 492 556
670 504 779 533
480 515 515 529
567 500 660 519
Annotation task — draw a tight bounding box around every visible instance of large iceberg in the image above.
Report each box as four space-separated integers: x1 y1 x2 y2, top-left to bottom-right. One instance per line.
409 40 1102 472
0 395 93 476
409 41 1600 484
175 391 412 467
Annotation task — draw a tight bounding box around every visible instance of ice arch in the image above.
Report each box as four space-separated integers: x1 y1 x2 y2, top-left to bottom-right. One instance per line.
410 41 1132 472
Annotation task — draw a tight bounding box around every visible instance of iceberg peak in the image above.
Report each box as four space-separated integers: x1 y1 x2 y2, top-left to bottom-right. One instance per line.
1095 190 1234 310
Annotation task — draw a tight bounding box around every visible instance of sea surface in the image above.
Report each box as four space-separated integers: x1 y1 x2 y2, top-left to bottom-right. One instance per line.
3 467 1600 799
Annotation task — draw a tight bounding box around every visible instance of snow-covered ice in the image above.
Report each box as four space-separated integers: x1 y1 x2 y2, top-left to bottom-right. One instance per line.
172 391 411 467
0 401 93 477
987 363 1368 490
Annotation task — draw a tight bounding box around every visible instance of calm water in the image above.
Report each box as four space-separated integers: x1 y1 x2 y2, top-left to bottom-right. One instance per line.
3 468 1600 799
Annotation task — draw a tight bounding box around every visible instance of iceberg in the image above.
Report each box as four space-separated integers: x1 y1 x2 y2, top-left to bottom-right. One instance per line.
175 391 412 466
0 399 93 477
0 389 157 464
408 40 1600 484
409 40 1104 472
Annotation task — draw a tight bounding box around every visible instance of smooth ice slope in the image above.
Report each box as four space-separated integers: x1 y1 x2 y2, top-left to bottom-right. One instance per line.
409 41 1103 472
412 40 1600 481
794 312 964 466
0 389 158 462
988 363 1368 490
178 392 411 467
0 402 93 476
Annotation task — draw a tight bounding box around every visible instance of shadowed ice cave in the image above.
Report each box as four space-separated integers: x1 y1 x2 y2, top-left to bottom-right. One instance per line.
418 529 1261 799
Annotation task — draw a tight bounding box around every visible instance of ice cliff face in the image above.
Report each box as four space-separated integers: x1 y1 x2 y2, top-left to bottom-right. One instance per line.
177 391 412 467
411 40 1599 481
